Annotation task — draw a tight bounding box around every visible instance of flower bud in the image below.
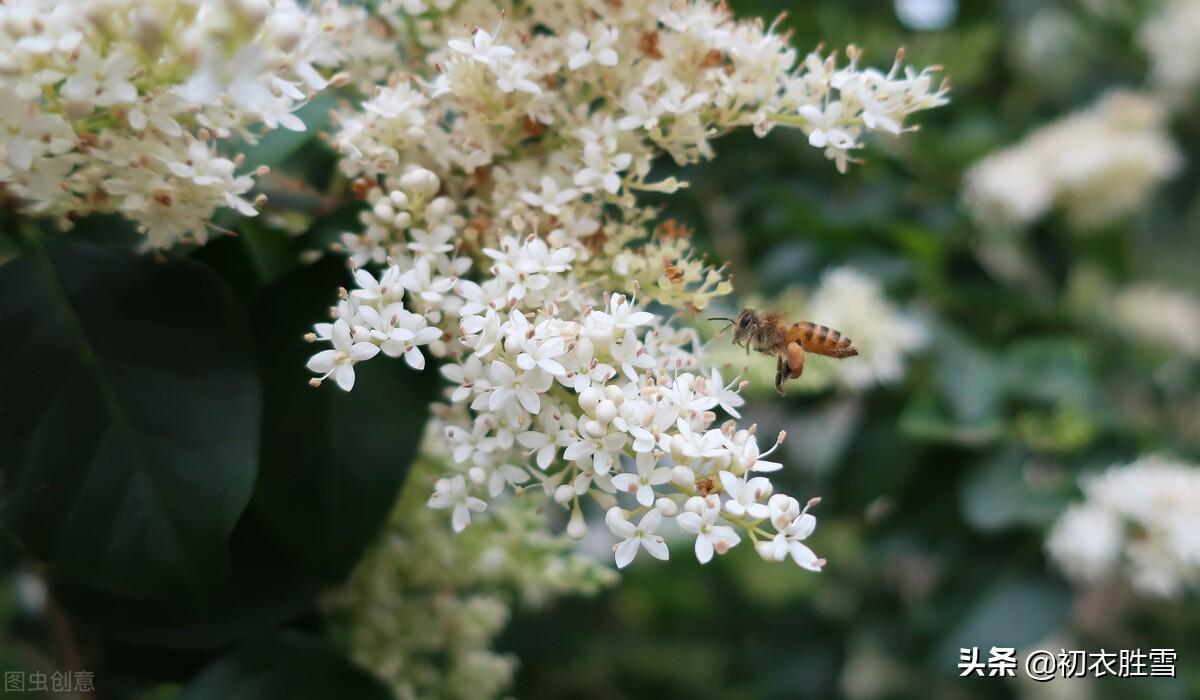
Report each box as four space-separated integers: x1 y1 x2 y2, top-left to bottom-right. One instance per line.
604 384 624 405
266 11 305 51
567 507 587 539
401 167 440 197
389 190 410 208
755 539 782 562
654 497 679 517
372 201 395 221
668 434 688 462
467 466 486 485
428 196 456 217
553 484 576 504
582 419 606 439
671 464 695 486
594 399 617 424
579 387 602 414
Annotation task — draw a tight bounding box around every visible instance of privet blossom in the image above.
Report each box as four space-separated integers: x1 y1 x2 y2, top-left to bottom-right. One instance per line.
962 90 1180 231
1139 0 1200 106
0 0 382 247
1047 456 1200 599
1110 283 1200 362
305 0 948 570
327 461 614 700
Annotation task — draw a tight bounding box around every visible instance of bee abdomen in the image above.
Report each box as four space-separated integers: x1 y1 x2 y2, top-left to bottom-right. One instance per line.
795 322 857 358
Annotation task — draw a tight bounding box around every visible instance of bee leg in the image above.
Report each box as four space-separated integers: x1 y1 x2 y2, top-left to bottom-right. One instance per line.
786 341 805 379
775 356 786 396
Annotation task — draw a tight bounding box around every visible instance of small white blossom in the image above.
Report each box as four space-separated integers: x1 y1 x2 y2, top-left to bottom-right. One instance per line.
677 496 741 563
606 508 669 568
428 475 488 532
306 319 380 391
612 453 674 507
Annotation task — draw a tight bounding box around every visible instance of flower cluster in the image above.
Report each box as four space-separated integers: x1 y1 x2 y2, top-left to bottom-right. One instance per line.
1139 0 1200 106
962 90 1181 232
306 0 947 569
0 0 376 247
326 460 615 700
1110 283 1200 361
1047 456 1200 598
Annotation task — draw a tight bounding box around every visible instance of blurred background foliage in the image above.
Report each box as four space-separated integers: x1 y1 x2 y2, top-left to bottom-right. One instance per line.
1 0 1198 698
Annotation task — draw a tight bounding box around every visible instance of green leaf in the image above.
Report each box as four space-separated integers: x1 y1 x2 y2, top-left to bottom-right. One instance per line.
248 257 436 582
0 235 260 597
1000 337 1100 408
930 325 1004 425
898 389 1005 446
237 94 338 171
934 577 1070 673
959 448 1072 531
178 631 392 700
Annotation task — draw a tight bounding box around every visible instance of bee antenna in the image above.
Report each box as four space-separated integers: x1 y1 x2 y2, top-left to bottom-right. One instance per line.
708 317 735 336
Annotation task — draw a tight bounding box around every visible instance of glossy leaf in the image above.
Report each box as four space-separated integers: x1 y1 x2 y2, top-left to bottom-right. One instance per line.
0 235 259 596
249 257 436 582
178 631 392 700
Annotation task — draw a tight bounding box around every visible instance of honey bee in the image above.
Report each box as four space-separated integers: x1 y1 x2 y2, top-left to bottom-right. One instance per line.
710 308 858 396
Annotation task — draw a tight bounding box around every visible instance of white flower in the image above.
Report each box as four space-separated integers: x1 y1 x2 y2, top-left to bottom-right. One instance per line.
517 337 568 376
428 475 488 532
306 319 381 391
718 470 772 520
60 46 139 110
519 176 579 216
677 497 741 563
573 136 633 195
400 257 457 303
798 102 856 150
487 361 552 415
448 27 516 66
606 508 669 568
565 28 619 71
709 368 745 418
1047 456 1200 598
755 509 823 571
612 453 674 507
592 293 655 332
963 90 1180 230
616 91 661 131
563 421 627 475
495 60 542 95
380 310 441 370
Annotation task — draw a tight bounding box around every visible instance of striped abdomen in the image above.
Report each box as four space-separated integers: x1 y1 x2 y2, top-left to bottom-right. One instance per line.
789 321 857 358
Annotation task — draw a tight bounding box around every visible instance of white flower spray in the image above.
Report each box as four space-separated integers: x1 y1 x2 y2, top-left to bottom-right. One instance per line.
962 90 1181 232
304 0 948 571
1047 456 1200 599
0 0 389 247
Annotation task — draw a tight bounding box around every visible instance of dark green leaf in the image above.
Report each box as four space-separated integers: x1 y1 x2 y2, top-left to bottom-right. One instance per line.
934 577 1070 673
898 389 1005 446
0 235 259 597
959 448 1072 531
178 631 392 700
249 257 436 582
